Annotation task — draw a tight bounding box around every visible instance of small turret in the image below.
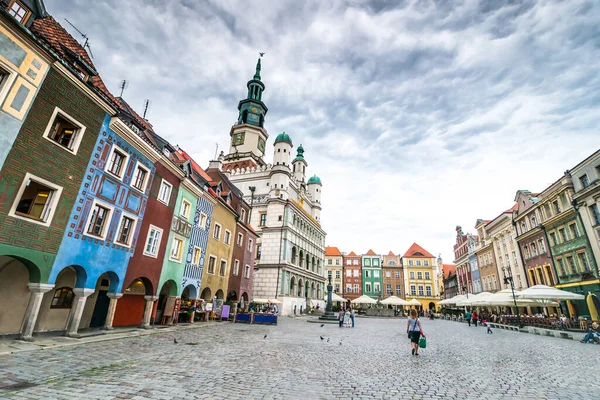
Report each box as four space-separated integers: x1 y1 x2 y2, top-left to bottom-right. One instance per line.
292 144 307 182
270 132 292 200
307 174 322 221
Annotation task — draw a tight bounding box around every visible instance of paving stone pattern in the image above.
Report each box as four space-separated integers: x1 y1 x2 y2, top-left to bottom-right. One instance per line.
0 318 598 399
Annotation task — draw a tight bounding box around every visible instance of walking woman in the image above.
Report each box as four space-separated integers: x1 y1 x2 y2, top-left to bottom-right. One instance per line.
406 309 425 356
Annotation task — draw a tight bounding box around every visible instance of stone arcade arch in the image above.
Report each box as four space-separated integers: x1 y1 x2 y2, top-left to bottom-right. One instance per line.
113 277 153 327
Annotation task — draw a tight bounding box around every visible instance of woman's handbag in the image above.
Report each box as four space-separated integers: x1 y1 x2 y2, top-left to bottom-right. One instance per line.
418 336 427 348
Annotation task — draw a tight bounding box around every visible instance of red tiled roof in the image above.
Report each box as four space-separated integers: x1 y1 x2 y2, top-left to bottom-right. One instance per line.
366 249 376 255
402 243 435 258
443 264 456 279
325 247 342 256
174 149 212 183
347 251 357 257
504 203 518 213
387 251 395 256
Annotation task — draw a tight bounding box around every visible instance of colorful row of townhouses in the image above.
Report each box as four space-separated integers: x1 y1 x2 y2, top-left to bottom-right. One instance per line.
324 244 447 311
0 2 300 338
449 150 600 320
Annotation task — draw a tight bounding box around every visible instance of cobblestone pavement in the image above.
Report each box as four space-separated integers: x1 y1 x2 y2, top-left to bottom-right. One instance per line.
0 317 598 400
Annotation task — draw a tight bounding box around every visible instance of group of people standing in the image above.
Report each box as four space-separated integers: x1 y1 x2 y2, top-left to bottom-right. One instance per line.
338 307 355 327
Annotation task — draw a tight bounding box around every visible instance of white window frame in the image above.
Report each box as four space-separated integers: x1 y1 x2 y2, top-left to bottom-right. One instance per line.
213 222 222 240
8 172 63 227
83 199 114 240
353 269 358 277
105 144 130 181
114 211 137 248
374 283 380 293
192 246 202 266
247 238 253 252
207 255 217 274
346 269 352 277
244 264 251 278
233 259 240 276
0 63 17 106
199 212 208 229
169 235 185 263
237 232 244 246
219 258 227 277
143 224 163 258
180 198 192 220
130 161 151 193
157 179 172 205
365 283 372 293
224 229 232 245
41 107 86 155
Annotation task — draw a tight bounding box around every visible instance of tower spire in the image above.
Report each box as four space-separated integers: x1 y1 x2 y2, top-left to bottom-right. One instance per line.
254 58 262 80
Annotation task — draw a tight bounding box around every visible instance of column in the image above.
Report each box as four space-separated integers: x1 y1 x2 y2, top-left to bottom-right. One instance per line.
141 296 158 329
102 293 123 330
20 283 55 341
65 288 94 337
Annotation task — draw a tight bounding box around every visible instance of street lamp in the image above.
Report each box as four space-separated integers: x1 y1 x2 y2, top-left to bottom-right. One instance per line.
503 268 522 328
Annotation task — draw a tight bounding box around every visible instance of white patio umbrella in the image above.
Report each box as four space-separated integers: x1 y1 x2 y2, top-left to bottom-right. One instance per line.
330 292 346 302
380 296 410 306
456 292 493 307
516 285 583 314
407 298 422 307
484 289 559 308
252 298 269 303
268 299 282 304
442 295 467 305
351 295 378 304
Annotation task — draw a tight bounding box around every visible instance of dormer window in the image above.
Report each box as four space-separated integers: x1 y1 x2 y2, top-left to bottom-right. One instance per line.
8 0 30 24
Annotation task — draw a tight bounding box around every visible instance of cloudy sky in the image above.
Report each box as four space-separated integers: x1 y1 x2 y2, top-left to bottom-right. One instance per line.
47 0 600 261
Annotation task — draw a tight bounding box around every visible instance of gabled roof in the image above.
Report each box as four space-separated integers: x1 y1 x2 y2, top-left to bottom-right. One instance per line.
504 203 518 213
325 247 342 256
365 249 376 255
402 243 435 258
387 251 395 256
172 148 213 184
443 264 456 279
347 251 358 257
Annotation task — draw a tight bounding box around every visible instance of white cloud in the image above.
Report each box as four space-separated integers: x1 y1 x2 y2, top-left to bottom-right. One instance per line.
47 0 600 261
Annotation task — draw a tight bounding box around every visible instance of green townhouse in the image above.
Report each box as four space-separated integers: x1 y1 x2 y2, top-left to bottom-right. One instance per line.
362 249 383 299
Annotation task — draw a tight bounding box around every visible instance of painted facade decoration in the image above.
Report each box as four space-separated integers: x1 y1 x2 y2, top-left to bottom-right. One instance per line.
362 250 382 298
325 246 343 295
402 243 440 311
382 251 403 299
342 251 362 302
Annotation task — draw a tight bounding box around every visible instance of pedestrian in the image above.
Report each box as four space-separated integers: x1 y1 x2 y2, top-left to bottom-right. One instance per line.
338 308 345 328
406 309 425 356
580 321 599 343
486 320 493 334
472 310 479 327
350 307 355 328
344 308 352 328
465 310 472 327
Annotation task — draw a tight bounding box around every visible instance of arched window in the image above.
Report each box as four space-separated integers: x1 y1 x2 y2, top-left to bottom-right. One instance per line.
51 287 75 309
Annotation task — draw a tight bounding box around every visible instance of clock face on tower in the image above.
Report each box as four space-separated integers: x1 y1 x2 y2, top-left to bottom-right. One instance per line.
257 137 266 153
233 132 245 146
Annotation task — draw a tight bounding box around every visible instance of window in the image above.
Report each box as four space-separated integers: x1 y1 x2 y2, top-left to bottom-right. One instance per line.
50 287 74 309
256 245 262 259
425 272 430 280
335 270 340 279
353 260 358 265
374 270 379 278
410 271 415 279
116 215 135 246
577 252 590 271
233 260 240 276
328 271 332 279
374 283 380 293
346 269 351 277
386 284 392 294
569 223 579 239
395 285 401 295
259 213 267 226
580 174 590 188
199 213 208 229
417 272 423 279
408 260 414 266
590 204 600 225
418 286 424 296
553 200 561 214
247 239 253 253
395 271 401 279
365 270 370 278
353 270 359 277
566 256 577 274
336 259 340 265
86 202 111 238
237 232 244 246
353 284 359 293
410 286 416 296
426 286 432 296
365 283 372 293
492 276 497 290
335 284 340 292
43 109 86 153
180 199 192 219
559 228 568 243
328 259 332 265
132 163 150 192
531 243 538 257
364 259 371 266
106 146 128 178
224 229 231 245
207 256 216 274
11 174 62 225
549 232 558 246
545 265 555 286
213 223 222 240
8 1 30 23
416 260 421 266
385 270 391 278
192 247 202 265
556 257 566 276
170 237 184 261
244 265 251 278
346 259 351 265
158 180 172 204
0 66 9 92
219 260 227 276
345 284 351 293
373 259 379 266
144 225 163 257
240 208 246 223
539 240 546 253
